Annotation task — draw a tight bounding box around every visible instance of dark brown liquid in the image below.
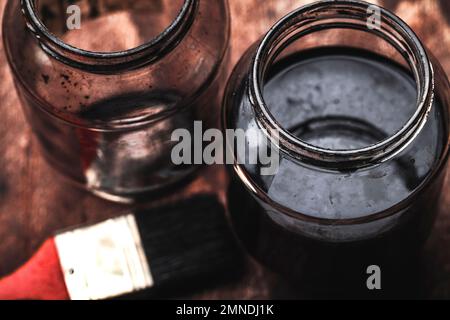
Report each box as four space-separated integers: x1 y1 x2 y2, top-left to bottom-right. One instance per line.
227 48 448 299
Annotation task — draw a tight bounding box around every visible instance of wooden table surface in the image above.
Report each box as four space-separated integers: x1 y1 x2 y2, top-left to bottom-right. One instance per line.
0 0 449 299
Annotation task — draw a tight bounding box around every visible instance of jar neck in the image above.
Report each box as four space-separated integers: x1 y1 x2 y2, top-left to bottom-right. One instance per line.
249 0 434 170
21 0 198 74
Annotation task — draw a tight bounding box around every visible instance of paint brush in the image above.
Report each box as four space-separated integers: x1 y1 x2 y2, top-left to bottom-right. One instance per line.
0 195 242 300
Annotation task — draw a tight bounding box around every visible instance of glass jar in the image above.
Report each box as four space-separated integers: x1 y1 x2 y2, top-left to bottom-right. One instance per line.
3 0 229 202
223 0 449 298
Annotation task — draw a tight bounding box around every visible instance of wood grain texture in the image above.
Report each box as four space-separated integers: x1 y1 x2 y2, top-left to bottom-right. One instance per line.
0 0 448 299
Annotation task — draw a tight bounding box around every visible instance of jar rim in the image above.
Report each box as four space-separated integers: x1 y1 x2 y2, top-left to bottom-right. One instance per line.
249 0 434 170
21 0 198 73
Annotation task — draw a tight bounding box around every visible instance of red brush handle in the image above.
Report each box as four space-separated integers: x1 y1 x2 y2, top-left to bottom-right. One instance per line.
0 238 70 300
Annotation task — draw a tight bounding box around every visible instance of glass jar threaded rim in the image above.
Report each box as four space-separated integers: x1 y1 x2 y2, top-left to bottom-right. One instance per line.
249 0 434 170
20 0 198 73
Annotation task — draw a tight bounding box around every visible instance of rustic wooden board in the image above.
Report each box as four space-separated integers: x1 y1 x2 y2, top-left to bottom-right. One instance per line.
0 0 449 299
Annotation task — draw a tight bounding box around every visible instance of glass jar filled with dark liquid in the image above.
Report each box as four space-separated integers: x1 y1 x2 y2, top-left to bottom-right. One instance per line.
3 0 229 202
223 0 449 298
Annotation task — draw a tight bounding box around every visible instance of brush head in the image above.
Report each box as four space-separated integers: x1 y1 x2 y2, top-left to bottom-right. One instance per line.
133 195 244 297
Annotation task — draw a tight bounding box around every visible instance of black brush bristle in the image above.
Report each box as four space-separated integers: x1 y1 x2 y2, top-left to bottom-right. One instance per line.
133 195 244 296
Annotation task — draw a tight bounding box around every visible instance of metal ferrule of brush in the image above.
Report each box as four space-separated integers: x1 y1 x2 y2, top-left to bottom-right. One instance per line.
55 215 153 300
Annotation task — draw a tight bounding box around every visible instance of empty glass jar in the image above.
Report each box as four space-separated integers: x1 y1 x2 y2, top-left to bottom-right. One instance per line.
223 0 449 298
3 0 230 202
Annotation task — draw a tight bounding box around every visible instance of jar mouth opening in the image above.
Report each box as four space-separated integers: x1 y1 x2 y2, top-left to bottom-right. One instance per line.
21 0 198 73
250 0 434 170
